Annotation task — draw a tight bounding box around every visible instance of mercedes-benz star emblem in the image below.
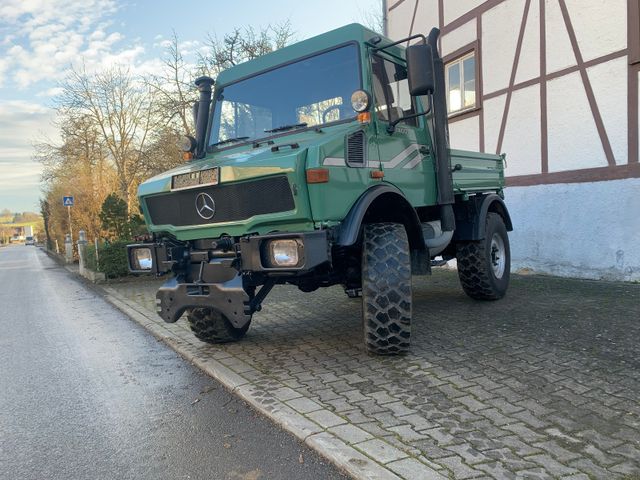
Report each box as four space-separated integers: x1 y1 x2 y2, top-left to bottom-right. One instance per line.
195 192 216 220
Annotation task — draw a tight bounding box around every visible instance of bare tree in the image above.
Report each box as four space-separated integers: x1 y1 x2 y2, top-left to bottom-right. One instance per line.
36 113 118 243
146 31 197 136
359 0 385 34
197 22 295 77
58 65 158 212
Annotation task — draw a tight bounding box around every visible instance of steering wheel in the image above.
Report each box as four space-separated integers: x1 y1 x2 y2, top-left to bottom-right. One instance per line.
322 105 342 123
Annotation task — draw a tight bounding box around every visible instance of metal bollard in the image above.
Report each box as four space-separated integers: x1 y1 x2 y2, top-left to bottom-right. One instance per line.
64 234 73 263
78 230 87 274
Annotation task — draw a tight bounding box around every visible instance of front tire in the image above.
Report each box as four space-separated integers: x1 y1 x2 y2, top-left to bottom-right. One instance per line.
361 223 412 355
456 212 510 300
186 308 250 344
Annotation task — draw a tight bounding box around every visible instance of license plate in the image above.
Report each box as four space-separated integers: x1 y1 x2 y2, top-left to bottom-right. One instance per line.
172 167 219 190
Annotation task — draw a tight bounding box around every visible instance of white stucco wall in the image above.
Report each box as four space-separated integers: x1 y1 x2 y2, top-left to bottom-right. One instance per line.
443 0 485 24
547 71 607 171
505 178 640 281
482 0 526 93
501 84 541 175
441 20 476 57
448 116 480 151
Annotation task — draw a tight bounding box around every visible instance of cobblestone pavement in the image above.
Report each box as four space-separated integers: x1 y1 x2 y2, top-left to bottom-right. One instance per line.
104 271 640 479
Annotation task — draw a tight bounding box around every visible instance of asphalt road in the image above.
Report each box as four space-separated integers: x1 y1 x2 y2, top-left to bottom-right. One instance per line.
0 245 346 480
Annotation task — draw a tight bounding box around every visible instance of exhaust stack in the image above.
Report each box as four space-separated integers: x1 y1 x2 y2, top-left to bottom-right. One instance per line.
194 76 215 159
427 28 456 231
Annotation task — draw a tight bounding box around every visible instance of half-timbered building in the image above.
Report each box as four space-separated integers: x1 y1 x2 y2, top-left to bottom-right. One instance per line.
386 0 639 280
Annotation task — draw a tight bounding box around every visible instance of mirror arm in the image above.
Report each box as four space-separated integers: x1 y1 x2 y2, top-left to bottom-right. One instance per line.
373 33 427 52
386 96 433 134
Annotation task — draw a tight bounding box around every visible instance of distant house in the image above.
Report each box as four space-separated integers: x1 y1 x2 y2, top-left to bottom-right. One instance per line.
385 0 639 281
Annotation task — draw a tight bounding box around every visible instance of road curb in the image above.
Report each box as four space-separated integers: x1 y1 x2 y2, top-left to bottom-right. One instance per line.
101 289 419 480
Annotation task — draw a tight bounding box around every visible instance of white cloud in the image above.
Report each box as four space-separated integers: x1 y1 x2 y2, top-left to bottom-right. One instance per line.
0 0 157 88
36 87 64 98
0 100 57 210
0 0 201 211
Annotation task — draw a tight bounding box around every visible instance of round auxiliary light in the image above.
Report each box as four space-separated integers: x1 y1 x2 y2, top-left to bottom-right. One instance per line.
178 135 197 153
351 90 371 113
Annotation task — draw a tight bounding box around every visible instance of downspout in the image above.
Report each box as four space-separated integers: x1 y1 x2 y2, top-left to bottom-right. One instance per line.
382 0 388 36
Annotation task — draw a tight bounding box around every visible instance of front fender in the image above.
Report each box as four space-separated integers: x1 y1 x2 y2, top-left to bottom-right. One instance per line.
336 184 425 251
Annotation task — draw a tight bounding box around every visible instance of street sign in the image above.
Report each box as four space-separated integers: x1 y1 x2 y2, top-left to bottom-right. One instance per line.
63 196 74 207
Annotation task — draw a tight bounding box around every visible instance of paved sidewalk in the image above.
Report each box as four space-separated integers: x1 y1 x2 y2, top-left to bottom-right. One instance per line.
103 271 640 479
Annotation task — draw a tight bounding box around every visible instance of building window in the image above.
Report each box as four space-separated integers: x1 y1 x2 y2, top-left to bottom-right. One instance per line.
445 52 476 114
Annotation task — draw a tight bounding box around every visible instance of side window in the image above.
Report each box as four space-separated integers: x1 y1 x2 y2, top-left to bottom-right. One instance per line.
445 52 476 115
371 55 417 127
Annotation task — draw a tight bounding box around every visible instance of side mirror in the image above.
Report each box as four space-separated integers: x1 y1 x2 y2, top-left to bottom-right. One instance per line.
406 44 435 96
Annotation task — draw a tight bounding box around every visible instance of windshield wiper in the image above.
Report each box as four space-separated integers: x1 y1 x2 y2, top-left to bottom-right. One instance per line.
264 122 308 133
211 136 250 147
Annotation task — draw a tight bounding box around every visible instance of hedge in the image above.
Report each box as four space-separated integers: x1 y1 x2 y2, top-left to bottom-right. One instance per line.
85 240 130 279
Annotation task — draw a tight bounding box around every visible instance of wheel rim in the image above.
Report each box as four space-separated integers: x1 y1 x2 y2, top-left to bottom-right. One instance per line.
490 233 506 279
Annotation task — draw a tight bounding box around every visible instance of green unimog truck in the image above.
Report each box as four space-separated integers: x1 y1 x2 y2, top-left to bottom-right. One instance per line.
128 23 513 355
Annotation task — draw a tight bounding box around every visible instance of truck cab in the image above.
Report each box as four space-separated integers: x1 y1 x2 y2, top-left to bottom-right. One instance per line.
128 23 513 355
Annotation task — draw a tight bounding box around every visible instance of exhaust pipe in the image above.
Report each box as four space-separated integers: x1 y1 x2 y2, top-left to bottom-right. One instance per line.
194 76 215 159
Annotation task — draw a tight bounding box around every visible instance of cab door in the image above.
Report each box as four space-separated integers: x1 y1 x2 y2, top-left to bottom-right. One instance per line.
370 52 437 207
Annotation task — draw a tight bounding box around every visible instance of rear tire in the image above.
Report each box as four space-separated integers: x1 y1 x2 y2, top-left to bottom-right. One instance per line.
361 223 412 355
186 308 250 344
456 212 510 300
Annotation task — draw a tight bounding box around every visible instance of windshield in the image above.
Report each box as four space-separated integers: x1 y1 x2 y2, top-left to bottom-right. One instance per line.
209 43 360 147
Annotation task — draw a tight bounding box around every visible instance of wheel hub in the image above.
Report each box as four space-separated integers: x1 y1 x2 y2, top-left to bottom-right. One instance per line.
490 233 506 279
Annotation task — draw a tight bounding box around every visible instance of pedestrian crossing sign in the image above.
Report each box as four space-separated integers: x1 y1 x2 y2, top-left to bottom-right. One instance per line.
63 196 74 207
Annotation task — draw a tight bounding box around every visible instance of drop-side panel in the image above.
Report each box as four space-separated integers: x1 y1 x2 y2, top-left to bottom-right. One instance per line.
451 149 505 193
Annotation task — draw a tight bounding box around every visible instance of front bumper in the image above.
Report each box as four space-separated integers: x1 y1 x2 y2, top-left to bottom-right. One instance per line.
156 274 251 327
128 230 330 325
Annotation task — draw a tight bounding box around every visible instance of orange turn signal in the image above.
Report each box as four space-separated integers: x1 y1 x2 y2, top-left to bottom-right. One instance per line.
370 170 384 179
357 112 371 123
182 152 194 161
306 168 330 184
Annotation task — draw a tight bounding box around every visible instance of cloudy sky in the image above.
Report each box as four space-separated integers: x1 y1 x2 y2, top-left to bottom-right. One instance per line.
0 0 379 213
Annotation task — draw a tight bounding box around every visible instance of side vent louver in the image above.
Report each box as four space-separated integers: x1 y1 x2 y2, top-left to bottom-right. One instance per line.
346 130 366 165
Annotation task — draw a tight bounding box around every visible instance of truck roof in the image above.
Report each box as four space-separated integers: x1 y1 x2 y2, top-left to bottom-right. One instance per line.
215 23 392 87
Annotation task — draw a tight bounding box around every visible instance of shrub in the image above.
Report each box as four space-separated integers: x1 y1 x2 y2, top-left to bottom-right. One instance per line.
100 193 130 240
86 240 130 278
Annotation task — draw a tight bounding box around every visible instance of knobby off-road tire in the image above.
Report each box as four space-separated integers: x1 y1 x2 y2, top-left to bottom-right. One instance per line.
456 212 510 300
186 308 250 344
361 223 412 355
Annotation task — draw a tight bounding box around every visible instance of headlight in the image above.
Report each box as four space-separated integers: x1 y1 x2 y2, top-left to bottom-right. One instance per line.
177 135 197 152
351 90 371 112
131 247 153 271
268 239 301 267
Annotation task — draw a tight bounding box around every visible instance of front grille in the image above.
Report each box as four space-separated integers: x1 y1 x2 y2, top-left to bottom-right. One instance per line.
145 175 295 227
346 130 366 165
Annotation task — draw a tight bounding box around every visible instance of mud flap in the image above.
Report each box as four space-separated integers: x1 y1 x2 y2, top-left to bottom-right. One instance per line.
156 275 251 329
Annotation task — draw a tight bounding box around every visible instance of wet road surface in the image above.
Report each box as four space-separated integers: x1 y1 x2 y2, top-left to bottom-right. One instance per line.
0 245 346 480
